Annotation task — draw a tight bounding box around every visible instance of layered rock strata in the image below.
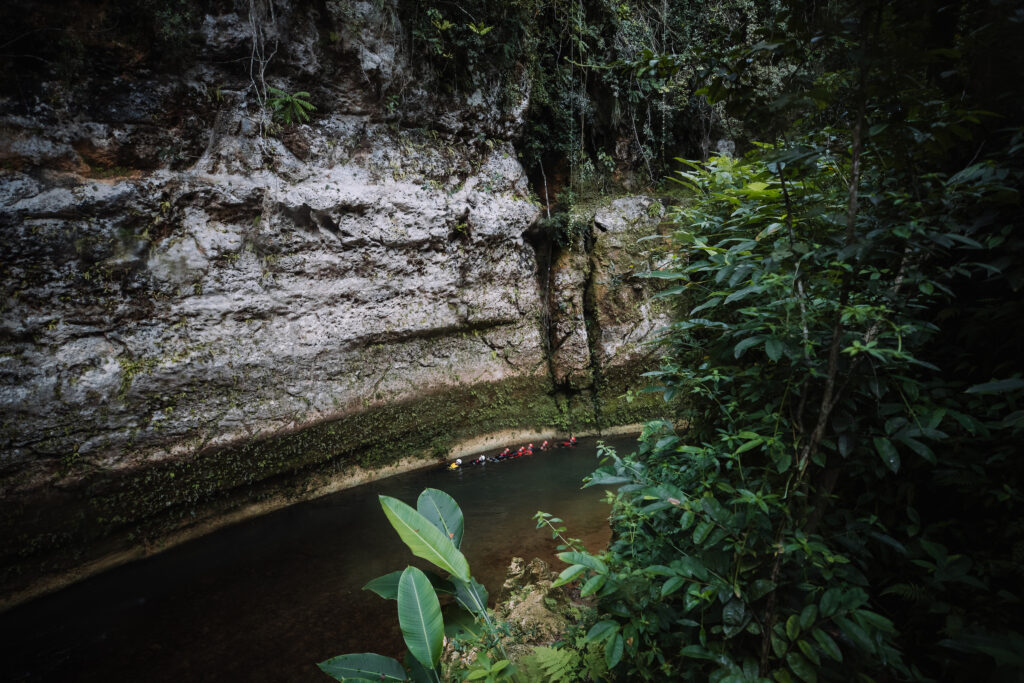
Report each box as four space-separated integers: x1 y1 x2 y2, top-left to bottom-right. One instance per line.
0 1 667 599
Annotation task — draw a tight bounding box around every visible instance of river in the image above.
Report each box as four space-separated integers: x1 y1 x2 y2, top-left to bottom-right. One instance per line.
0 434 639 682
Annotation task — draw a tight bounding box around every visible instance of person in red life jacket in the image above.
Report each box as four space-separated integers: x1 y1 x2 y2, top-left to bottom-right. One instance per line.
527 443 535 455
540 440 550 451
515 447 525 458
570 435 577 446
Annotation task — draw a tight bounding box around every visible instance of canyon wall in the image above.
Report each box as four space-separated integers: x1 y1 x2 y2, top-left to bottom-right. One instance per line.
0 1 668 598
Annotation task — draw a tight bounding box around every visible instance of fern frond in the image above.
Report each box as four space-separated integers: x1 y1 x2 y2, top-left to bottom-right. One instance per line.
881 582 928 602
533 646 579 682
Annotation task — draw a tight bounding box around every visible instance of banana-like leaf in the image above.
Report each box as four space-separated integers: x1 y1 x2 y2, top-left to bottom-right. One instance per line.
451 576 489 618
364 569 456 600
443 606 485 639
417 488 465 549
404 651 436 683
317 652 408 681
363 570 404 600
379 495 470 581
398 566 445 670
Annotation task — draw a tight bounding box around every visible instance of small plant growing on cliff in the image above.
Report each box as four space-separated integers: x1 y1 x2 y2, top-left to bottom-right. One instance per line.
318 489 512 682
267 87 315 125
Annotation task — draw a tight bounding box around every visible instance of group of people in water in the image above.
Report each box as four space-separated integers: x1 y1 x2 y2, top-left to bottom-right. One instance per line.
447 436 578 470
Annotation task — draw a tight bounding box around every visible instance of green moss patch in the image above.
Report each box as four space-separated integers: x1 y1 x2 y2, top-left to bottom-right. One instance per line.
0 373 577 598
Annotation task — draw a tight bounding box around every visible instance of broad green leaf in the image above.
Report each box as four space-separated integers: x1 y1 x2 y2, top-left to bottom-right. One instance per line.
725 285 762 304
812 628 843 662
765 338 784 361
735 436 764 455
379 496 470 581
872 437 900 473
675 556 709 580
773 669 794 683
701 496 730 524
895 435 935 464
605 633 625 669
363 570 403 600
819 588 841 616
855 609 895 634
734 335 764 358
397 566 444 670
643 564 675 577
786 614 801 641
584 471 632 487
836 616 876 654
772 449 793 473
797 639 820 666
681 644 721 660
364 570 453 600
771 632 788 658
558 551 607 574
317 653 408 681
451 576 489 618
786 651 817 683
691 297 722 314
799 604 818 630
965 378 1024 394
750 579 776 600
417 488 464 549
661 576 686 598
551 564 587 587
722 599 749 638
680 510 695 530
581 573 607 597
693 520 714 545
443 608 484 640
586 620 619 643
404 651 435 683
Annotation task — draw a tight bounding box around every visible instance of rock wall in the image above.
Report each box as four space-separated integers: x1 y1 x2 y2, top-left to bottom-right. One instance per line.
0 1 667 599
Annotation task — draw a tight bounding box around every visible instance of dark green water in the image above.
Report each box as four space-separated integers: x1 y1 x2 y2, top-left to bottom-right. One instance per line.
0 434 639 682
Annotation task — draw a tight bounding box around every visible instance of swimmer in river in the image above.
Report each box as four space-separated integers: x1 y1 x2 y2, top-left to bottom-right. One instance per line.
540 440 550 451
448 458 463 470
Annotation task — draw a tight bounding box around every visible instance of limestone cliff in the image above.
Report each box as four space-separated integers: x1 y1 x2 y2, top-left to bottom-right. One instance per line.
0 1 667 599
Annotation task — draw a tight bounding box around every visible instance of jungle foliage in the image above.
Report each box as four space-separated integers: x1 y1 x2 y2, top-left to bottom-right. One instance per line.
544 0 1024 681
400 0 785 194
319 488 515 682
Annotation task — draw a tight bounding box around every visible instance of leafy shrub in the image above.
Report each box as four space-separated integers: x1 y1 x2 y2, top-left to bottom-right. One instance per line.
544 1 1024 680
318 489 512 682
